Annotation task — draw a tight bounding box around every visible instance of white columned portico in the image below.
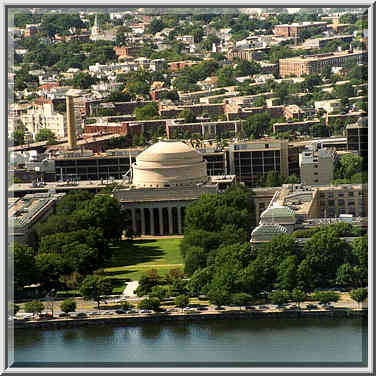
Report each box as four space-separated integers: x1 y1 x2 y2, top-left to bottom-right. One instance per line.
131 208 137 233
177 206 182 234
159 207 164 235
168 207 173 234
149 208 155 235
140 208 146 235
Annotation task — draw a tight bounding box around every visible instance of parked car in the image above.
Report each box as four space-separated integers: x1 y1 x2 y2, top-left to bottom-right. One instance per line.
306 304 318 309
58 312 68 317
76 312 87 318
115 309 127 314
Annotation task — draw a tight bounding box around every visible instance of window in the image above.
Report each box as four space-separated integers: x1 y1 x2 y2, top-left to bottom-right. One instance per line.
338 199 345 206
314 172 319 175
348 201 355 207
314 165 318 168
328 200 335 206
314 179 319 183
348 192 354 197
338 193 344 197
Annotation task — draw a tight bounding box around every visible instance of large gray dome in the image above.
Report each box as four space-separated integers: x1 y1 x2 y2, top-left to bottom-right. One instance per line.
132 140 207 188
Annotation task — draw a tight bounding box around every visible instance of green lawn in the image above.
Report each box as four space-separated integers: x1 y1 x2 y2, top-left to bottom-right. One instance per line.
103 238 183 293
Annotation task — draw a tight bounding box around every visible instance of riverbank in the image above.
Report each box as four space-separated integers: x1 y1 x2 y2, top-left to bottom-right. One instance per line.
12 307 367 330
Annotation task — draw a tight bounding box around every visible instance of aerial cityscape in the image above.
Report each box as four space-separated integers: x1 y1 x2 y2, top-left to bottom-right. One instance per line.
7 6 369 370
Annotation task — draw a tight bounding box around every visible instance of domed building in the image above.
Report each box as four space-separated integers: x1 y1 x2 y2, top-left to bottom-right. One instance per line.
113 140 235 236
132 140 208 188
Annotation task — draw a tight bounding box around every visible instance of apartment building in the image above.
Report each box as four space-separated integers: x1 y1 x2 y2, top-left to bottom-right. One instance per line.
299 144 337 186
279 50 367 77
273 22 327 38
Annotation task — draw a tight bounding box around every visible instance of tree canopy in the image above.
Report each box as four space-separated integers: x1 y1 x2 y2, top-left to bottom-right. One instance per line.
79 275 113 309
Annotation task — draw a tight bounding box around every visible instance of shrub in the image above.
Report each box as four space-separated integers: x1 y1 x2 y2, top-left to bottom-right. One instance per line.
24 300 44 317
175 294 189 309
60 298 77 313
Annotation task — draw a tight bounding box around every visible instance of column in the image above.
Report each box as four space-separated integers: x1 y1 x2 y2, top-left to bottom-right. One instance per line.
177 206 182 234
131 208 137 233
168 207 173 234
149 208 155 235
159 207 164 235
140 208 146 235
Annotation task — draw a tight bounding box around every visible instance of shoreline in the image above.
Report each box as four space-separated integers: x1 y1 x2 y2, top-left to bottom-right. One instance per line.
12 308 367 330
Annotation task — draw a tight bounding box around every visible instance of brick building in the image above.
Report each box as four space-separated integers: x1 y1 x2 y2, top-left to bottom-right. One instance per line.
279 50 367 78
273 22 327 38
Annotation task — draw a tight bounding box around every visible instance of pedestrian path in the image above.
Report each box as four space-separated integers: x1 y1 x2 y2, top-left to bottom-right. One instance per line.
122 281 139 298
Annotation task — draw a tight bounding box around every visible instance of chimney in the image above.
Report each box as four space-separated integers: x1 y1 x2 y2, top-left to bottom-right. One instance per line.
66 96 77 149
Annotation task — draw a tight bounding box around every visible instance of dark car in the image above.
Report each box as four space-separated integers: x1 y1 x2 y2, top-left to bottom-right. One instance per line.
115 309 127 314
306 304 318 309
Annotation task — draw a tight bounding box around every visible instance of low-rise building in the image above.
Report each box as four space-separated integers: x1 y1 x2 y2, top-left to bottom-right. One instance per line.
315 99 341 113
9 192 65 245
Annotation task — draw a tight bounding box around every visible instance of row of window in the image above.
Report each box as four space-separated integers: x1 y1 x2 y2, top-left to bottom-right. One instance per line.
320 191 365 198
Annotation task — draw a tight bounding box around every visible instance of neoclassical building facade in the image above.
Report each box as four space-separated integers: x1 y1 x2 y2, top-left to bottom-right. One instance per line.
113 140 233 235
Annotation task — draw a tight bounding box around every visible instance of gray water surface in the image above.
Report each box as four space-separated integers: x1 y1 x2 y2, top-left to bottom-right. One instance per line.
12 317 367 366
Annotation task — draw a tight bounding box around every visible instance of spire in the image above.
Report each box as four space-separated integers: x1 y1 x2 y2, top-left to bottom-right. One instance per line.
94 14 98 28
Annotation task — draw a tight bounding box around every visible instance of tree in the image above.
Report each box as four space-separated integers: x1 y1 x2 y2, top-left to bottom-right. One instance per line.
291 288 306 309
35 252 70 292
277 255 299 291
149 285 168 300
337 154 364 180
77 195 124 243
121 301 134 311
351 236 368 286
264 171 284 187
148 18 165 34
9 302 20 316
302 228 351 289
11 243 39 295
231 293 252 310
35 129 57 144
180 108 196 123
79 275 113 310
234 60 261 77
242 112 272 139
333 83 355 101
311 291 340 305
187 266 213 296
134 102 159 121
350 288 367 309
175 294 189 310
217 66 236 87
138 297 160 311
10 129 25 146
60 298 77 313
208 287 230 307
56 191 94 216
72 72 97 89
135 269 163 296
268 290 290 307
24 300 44 318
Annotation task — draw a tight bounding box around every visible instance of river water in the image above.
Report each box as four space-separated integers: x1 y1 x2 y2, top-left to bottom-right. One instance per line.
12 317 367 367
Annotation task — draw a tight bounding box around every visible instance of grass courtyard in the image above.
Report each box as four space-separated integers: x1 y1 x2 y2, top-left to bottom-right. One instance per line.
103 238 183 293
